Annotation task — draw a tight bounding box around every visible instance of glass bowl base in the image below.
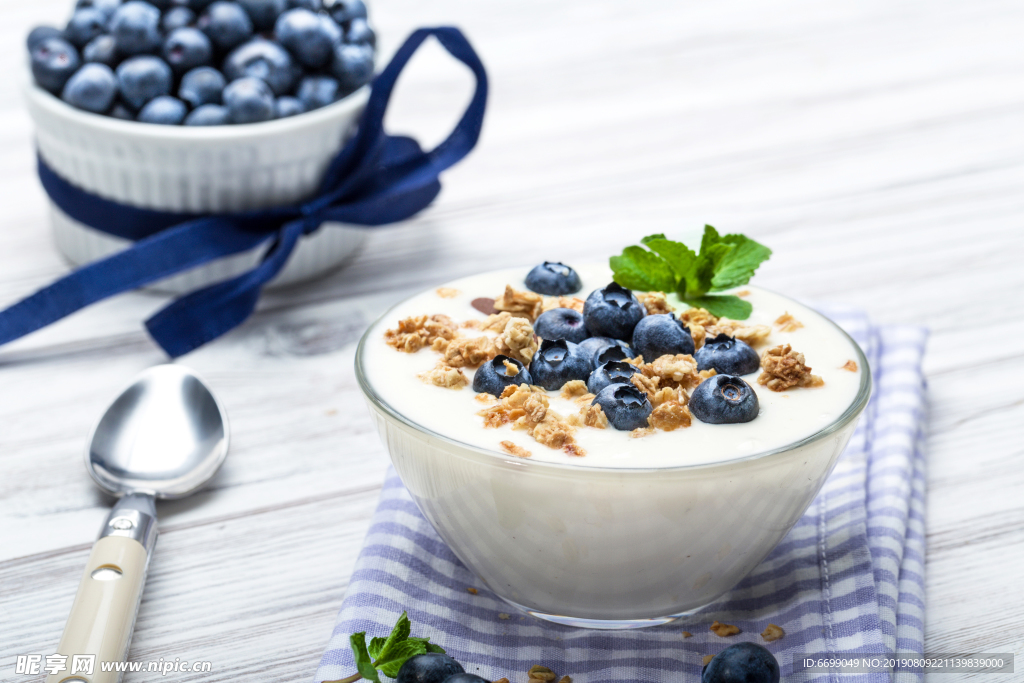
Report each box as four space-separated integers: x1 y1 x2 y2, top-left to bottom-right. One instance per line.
501 598 712 630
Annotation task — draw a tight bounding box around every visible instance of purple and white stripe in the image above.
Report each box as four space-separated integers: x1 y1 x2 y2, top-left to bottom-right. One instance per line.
315 311 928 683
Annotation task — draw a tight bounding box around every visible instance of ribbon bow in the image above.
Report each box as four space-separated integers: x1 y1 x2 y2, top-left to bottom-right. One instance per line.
0 27 487 358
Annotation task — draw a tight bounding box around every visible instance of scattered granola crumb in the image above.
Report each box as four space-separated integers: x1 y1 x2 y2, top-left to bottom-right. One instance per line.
649 354 701 389
533 414 584 454
710 620 741 637
775 311 804 332
698 368 718 380
758 344 824 391
498 613 510 620
681 631 693 638
479 385 584 455
557 677 572 683
494 285 544 321
707 319 772 347
679 307 719 332
466 587 478 595
649 401 692 431
736 290 751 297
629 371 660 398
464 311 514 332
431 337 449 353
630 427 655 438
418 362 468 390
444 336 497 368
580 403 609 429
494 679 510 683
761 623 785 642
475 393 497 403
436 287 460 299
528 666 556 683
560 380 589 399
500 440 532 458
573 392 596 406
495 317 539 364
650 386 682 407
702 655 715 667
384 314 458 352
841 360 858 372
638 290 675 315
503 359 521 377
542 296 585 313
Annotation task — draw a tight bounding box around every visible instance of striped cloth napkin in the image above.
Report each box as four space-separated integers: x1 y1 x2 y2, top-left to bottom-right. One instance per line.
315 311 928 683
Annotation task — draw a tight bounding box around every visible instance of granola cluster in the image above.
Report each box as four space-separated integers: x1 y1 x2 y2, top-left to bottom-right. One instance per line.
495 317 539 364
384 314 458 353
543 296 585 313
638 290 675 315
478 385 585 456
494 285 544 321
758 344 824 391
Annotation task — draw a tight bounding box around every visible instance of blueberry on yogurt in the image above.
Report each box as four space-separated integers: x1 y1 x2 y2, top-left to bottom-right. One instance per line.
592 382 652 431
525 261 582 295
702 642 780 683
578 337 634 365
631 313 695 360
587 360 638 395
690 374 759 424
534 308 589 344
528 339 592 391
472 355 532 397
694 333 760 376
583 282 645 340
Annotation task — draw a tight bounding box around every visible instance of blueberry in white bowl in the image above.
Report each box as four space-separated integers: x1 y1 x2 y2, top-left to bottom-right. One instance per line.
297 74 341 111
138 95 188 124
592 382 652 431
162 6 197 31
529 339 593 391
178 65 226 107
198 1 254 52
631 313 695 360
587 360 638 395
223 75 275 123
110 2 163 56
64 8 107 49
472 355 532 397
583 282 645 340
525 261 582 295
117 55 173 109
534 307 589 344
702 642 780 683
82 34 119 66
27 26 65 52
162 27 214 74
223 38 299 96
274 96 306 118
578 336 634 365
61 63 117 113
31 37 82 94
690 374 759 424
395 653 464 683
695 333 760 376
184 103 230 125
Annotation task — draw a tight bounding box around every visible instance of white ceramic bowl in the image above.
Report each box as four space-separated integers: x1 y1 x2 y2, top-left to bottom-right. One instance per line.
356 279 872 629
25 82 371 293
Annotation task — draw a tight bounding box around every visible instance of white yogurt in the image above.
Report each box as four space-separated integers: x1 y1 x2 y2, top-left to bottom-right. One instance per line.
362 265 864 469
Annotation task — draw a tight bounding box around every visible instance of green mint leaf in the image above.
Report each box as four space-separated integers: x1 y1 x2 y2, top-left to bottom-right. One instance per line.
367 637 387 660
406 637 445 654
699 224 723 254
683 295 753 320
374 640 429 678
639 233 668 245
609 246 676 292
642 237 698 284
349 633 381 683
373 612 412 662
710 235 772 290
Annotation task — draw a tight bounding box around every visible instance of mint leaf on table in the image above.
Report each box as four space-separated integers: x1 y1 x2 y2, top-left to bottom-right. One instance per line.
375 640 431 678
349 633 381 683
327 612 443 683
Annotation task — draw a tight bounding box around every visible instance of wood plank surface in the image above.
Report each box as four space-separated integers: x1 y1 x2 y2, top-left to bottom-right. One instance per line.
1 0 1022 680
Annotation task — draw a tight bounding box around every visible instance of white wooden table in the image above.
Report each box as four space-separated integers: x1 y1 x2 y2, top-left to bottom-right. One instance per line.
2 0 1022 680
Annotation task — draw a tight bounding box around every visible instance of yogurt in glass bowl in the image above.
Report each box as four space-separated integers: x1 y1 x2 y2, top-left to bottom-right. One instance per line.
355 263 870 629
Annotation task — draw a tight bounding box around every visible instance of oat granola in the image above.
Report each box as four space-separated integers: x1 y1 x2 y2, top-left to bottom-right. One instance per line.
542 296 585 313
638 290 675 315
761 623 785 642
775 311 804 332
384 314 458 352
710 620 741 637
494 285 544 321
443 336 497 368
706 319 772 347
495 317 539 364
418 362 468 390
841 360 858 372
758 344 824 391
463 311 513 332
560 380 589 399
648 401 692 431
500 440 532 458
436 287 460 299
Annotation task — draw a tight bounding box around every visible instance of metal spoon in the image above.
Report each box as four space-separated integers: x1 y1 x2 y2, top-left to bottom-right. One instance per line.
46 365 229 683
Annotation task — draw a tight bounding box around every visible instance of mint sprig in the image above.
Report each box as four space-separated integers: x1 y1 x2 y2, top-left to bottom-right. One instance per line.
610 226 771 319
323 612 445 683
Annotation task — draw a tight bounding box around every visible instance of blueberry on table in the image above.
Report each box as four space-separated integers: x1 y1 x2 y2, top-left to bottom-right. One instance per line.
138 95 189 124
529 339 593 391
631 313 695 361
62 63 118 113
534 307 589 344
327 0 367 25
163 27 214 73
184 103 231 125
274 96 306 118
275 8 341 69
198 1 255 52
179 65 226 107
587 360 639 395
83 34 119 66
331 42 374 91
472 355 533 397
690 375 759 424
592 382 652 431
110 2 164 56
65 9 107 48
31 38 82 94
27 26 65 52
344 17 376 47
442 675 490 683
223 76 276 123
525 261 582 295
702 642 780 683
237 0 288 31
297 75 341 111
695 333 760 376
224 38 299 96
162 7 198 32
583 283 646 340
117 55 173 109
396 654 465 683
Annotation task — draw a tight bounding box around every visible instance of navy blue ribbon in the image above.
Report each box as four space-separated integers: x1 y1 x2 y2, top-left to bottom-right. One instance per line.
1 27 487 358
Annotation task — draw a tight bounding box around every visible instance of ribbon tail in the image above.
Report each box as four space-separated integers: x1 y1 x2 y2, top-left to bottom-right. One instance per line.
145 221 305 357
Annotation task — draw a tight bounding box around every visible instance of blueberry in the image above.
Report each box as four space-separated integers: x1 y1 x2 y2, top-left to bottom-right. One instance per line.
690 374 759 425
223 38 298 95
587 360 638 395
471 355 532 397
631 313 695 361
274 95 305 118
199 1 254 52
275 8 340 68
27 27 65 52
286 0 319 8
162 27 213 73
65 9 108 48
237 0 287 31
330 42 373 91
184 103 231 124
223 76 275 123
578 337 634 366
326 0 366 24
186 0 218 9
110 2 163 56
62 63 118 113
702 642 780 683
525 261 582 295
443 676 489 683
162 6 197 32
395 653 465 683
344 17 375 47
528 339 592 391
296 75 340 110
178 65 225 106
83 34 119 65
138 95 188 124
76 0 123 21
116 55 172 108
694 333 760 376
592 383 652 431
583 283 645 340
110 101 136 119
31 38 82 94
534 308 589 344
